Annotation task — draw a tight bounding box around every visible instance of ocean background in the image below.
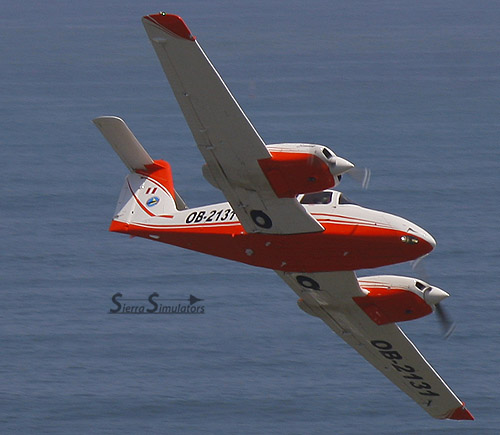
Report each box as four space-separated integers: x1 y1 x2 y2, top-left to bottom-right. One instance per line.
2 1 499 433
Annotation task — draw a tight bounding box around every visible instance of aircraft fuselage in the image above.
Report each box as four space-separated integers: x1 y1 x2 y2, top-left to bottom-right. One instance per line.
110 198 434 272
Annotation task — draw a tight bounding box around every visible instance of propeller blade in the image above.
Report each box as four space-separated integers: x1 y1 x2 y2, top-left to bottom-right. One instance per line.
411 254 430 280
346 166 371 189
412 255 456 339
435 303 456 339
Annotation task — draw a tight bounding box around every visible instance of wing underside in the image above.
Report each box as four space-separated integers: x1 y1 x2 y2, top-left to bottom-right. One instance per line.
142 14 323 235
276 270 473 420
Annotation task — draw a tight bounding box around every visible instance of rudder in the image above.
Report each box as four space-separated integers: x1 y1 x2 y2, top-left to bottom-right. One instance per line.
110 160 178 231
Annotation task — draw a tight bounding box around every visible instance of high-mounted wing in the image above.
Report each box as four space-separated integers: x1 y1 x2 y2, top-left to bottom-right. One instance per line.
142 13 323 235
276 270 474 420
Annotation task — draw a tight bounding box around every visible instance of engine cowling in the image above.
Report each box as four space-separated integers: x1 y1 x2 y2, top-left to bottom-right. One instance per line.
258 143 354 198
353 275 449 325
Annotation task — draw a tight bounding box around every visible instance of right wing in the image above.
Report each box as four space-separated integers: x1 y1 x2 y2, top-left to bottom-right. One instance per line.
142 13 323 235
276 270 474 420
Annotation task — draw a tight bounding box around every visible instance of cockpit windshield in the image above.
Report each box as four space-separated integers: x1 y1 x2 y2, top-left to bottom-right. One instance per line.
299 191 358 206
300 191 333 205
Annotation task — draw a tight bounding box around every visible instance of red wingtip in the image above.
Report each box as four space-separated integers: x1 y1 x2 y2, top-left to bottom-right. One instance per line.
144 13 196 41
448 403 474 420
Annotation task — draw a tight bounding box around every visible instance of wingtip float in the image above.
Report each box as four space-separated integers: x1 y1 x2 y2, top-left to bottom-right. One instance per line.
94 13 473 421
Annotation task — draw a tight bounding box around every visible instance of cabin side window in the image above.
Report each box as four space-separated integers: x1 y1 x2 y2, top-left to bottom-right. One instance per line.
338 193 357 205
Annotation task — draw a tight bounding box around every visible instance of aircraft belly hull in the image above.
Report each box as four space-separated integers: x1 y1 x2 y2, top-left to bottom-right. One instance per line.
110 220 432 272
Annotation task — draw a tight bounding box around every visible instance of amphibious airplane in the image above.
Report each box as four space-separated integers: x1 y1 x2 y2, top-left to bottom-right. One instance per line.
94 13 473 420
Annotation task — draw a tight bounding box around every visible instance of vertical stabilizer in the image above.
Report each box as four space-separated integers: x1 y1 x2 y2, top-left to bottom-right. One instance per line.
93 116 188 213
110 162 178 231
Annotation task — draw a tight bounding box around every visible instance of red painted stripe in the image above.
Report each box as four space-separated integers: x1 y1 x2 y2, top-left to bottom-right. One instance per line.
121 221 241 230
127 179 155 217
313 212 390 226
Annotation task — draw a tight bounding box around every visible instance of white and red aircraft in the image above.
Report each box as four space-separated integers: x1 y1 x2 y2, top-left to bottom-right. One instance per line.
94 13 473 420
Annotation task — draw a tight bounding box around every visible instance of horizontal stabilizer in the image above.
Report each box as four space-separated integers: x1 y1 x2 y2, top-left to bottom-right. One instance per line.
93 116 154 171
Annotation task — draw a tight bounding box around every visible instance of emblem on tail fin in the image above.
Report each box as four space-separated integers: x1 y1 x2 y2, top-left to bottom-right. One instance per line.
146 197 160 207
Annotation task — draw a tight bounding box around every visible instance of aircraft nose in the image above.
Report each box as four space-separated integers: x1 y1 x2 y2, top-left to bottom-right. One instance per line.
400 216 436 249
401 227 435 257
419 228 436 249
393 216 436 258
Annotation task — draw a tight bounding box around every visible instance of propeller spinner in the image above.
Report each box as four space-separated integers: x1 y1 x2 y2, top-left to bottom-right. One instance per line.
413 256 457 339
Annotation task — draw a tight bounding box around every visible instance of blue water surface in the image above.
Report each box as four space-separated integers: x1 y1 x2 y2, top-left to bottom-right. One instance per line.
1 1 499 433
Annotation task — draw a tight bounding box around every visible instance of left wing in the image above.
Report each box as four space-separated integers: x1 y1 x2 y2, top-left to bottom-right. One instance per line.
142 13 323 235
276 270 474 420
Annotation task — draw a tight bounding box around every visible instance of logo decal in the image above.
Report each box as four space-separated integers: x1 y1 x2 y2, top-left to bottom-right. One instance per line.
109 292 205 314
146 196 160 207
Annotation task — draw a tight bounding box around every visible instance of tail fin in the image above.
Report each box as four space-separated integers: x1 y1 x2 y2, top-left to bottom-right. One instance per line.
93 116 187 231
